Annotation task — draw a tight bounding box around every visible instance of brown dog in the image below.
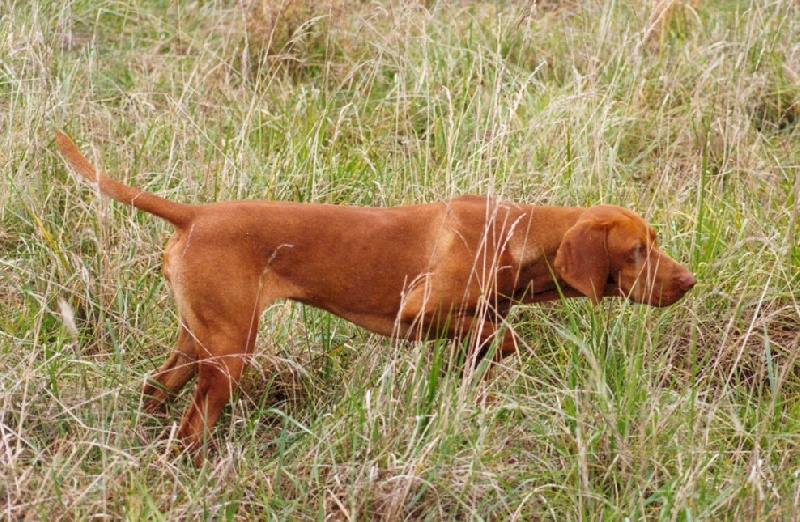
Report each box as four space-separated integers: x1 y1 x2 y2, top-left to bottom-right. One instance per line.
55 132 696 460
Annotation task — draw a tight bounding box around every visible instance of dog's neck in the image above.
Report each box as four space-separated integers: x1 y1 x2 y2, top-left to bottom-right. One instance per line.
507 206 587 304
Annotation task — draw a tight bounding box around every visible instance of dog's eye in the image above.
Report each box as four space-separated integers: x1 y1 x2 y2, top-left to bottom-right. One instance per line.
627 244 647 261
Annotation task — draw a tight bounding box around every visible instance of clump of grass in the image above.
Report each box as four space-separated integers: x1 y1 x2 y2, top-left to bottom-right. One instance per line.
244 0 349 79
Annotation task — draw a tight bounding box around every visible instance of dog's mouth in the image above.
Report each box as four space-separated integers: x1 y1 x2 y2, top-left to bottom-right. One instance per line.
614 283 688 307
609 271 693 306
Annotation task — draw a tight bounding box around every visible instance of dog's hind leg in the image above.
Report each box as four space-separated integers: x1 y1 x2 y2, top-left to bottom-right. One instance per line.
143 320 198 414
175 323 258 463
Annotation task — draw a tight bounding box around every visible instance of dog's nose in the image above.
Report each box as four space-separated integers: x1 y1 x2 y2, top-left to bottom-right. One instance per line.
678 272 697 290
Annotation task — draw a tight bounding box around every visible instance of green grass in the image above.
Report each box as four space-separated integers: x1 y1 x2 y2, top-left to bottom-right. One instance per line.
1 0 799 519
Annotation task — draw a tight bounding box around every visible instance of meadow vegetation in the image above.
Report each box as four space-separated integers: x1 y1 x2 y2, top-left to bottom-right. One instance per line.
1 0 798 518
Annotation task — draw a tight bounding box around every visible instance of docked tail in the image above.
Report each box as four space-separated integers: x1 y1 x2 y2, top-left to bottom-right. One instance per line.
55 132 196 227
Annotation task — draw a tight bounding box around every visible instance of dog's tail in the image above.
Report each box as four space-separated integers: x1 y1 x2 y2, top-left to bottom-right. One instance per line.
55 132 195 227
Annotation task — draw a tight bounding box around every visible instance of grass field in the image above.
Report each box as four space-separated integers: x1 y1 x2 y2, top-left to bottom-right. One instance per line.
1 0 799 519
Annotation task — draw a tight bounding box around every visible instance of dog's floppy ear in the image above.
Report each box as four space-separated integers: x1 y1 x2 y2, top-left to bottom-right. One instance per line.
554 219 610 305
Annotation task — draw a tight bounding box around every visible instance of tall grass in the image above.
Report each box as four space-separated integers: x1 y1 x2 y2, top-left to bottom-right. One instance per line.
1 0 798 519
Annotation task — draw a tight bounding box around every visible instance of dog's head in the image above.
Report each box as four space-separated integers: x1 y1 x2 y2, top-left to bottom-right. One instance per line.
554 205 696 307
